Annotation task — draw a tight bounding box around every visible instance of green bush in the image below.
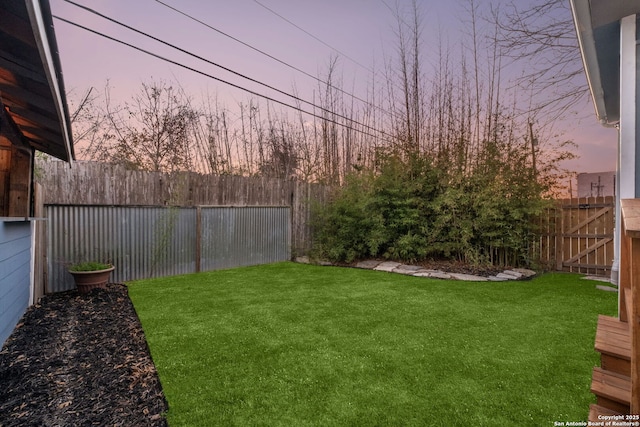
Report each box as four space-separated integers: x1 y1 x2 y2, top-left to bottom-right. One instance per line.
311 172 374 263
312 148 549 267
312 153 442 263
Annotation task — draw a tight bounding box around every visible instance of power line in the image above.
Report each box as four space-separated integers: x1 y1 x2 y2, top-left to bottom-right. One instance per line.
153 0 395 122
252 0 374 74
53 15 392 144
251 0 406 110
380 0 403 24
60 0 389 140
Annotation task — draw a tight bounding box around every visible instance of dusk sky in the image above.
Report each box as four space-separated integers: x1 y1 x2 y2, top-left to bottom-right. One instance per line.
48 0 618 178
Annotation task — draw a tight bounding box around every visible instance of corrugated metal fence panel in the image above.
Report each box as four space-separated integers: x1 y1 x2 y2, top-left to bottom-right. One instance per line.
46 205 291 292
47 206 197 292
200 207 291 271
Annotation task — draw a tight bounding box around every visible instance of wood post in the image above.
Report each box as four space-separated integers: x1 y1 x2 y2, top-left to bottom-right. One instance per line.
620 219 631 322
8 145 32 217
631 235 640 413
621 199 640 413
195 206 201 273
0 146 10 216
556 205 564 271
1 104 34 218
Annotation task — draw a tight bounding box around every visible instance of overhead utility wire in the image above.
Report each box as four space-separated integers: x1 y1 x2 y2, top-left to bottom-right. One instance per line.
153 0 393 122
53 15 392 144
252 0 374 74
379 0 405 26
251 0 405 104
61 0 388 139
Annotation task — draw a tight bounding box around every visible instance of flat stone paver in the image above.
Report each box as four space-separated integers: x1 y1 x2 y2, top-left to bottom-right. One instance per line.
355 260 382 269
394 269 424 275
449 273 489 282
501 270 524 279
583 275 611 283
294 257 538 282
412 271 441 278
596 285 618 292
428 272 453 280
512 268 536 278
374 261 402 272
395 264 423 272
495 272 517 280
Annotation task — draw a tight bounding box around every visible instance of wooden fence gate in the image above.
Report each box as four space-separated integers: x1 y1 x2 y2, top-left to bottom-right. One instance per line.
538 196 615 276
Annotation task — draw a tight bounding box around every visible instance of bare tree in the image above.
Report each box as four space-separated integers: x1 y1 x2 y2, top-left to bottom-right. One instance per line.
259 117 299 179
493 0 588 120
73 80 199 172
119 81 198 171
63 0 579 191
385 0 425 155
69 83 115 162
319 55 342 184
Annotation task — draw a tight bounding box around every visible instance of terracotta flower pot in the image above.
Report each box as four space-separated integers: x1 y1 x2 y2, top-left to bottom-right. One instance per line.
69 265 115 294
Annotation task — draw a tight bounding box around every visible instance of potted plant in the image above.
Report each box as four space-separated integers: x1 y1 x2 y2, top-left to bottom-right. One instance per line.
68 261 115 294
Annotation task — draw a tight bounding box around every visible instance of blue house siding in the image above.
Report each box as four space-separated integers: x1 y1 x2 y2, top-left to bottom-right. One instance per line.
0 220 32 346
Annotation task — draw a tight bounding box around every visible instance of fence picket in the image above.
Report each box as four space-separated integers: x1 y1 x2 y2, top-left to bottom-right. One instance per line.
38 161 330 256
40 161 615 279
537 196 615 276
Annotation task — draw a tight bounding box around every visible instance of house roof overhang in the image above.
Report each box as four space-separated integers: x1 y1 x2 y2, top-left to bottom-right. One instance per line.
0 0 74 162
570 0 640 127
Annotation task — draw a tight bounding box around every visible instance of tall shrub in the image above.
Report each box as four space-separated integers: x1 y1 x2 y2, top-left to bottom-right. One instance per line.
311 171 375 263
312 153 443 263
312 147 550 267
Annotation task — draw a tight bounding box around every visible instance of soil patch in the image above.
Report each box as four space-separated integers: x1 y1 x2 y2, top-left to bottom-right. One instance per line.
0 284 167 427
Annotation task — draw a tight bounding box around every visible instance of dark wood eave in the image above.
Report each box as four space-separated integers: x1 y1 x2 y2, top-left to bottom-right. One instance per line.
0 0 74 162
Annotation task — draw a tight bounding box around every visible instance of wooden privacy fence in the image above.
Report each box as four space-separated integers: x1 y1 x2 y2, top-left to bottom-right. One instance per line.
39 161 616 276
537 196 615 276
38 160 331 256
46 205 292 293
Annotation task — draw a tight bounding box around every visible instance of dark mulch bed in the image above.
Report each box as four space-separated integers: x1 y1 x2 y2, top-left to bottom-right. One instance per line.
0 284 168 427
415 259 509 276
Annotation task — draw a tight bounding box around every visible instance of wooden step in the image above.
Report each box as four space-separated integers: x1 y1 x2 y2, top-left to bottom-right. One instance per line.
595 315 631 375
620 286 631 324
591 367 631 413
589 403 624 422
598 314 629 332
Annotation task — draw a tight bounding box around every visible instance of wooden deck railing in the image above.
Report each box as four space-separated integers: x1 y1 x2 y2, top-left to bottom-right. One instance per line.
620 199 640 412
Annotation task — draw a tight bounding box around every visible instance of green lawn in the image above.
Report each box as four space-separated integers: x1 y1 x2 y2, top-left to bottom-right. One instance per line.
128 262 617 427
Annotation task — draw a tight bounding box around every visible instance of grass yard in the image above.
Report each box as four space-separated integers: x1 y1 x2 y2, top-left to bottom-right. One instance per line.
128 262 617 426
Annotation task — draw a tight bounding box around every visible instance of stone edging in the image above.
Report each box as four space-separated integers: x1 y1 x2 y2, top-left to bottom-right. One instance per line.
295 257 537 282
